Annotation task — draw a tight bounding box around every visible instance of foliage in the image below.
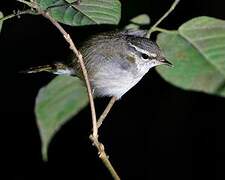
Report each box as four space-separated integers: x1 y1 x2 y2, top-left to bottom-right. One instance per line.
36 0 121 26
157 16 225 97
35 76 88 160
125 14 150 30
1 0 225 161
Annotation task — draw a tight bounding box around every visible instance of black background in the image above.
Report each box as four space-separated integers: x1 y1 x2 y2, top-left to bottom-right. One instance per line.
1 0 225 179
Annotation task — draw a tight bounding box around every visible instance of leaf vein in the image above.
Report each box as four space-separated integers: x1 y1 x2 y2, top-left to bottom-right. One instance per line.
179 32 225 77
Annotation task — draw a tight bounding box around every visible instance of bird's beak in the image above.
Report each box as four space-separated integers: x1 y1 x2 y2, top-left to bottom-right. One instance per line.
159 57 173 67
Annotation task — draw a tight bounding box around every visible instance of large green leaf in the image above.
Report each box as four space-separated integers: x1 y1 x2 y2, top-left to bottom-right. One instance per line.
0 11 3 33
36 0 121 26
156 16 225 97
35 76 88 160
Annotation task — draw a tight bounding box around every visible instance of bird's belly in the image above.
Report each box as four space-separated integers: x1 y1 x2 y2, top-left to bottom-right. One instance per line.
91 71 144 99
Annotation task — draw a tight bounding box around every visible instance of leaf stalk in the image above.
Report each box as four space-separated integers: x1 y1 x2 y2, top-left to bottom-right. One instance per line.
147 0 180 38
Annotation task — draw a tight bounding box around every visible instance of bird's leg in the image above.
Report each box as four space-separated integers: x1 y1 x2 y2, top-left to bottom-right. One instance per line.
97 96 117 129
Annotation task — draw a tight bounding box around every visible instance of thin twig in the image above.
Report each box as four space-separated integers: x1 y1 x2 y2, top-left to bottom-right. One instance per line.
17 0 37 8
40 10 120 180
97 96 117 129
17 1 120 178
0 9 38 23
152 27 177 34
147 0 180 38
41 12 98 138
89 135 121 180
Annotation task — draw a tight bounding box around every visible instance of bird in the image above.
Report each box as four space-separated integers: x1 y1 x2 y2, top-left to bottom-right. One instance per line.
24 30 172 99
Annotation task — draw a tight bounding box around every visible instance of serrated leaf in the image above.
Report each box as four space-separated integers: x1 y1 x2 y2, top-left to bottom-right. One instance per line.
0 11 3 33
35 76 88 160
156 16 225 97
36 0 121 26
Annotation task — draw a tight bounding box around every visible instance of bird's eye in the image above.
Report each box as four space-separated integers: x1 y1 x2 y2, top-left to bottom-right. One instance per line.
141 53 149 59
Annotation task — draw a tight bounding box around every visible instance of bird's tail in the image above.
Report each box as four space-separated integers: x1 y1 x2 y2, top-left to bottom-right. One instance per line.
21 62 75 75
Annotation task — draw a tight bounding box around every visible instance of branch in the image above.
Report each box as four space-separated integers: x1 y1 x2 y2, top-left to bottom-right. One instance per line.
16 0 120 178
40 11 98 138
152 27 177 34
97 96 117 129
147 0 180 38
0 9 38 23
90 135 121 180
40 9 120 180
17 0 38 8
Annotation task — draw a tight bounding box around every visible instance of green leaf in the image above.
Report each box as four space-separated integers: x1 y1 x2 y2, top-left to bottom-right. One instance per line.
130 14 150 25
156 16 225 97
0 11 3 32
35 76 88 160
124 24 139 30
125 14 150 30
36 0 121 26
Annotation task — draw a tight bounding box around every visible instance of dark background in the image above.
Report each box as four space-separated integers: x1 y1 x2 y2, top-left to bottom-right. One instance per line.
1 0 225 179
